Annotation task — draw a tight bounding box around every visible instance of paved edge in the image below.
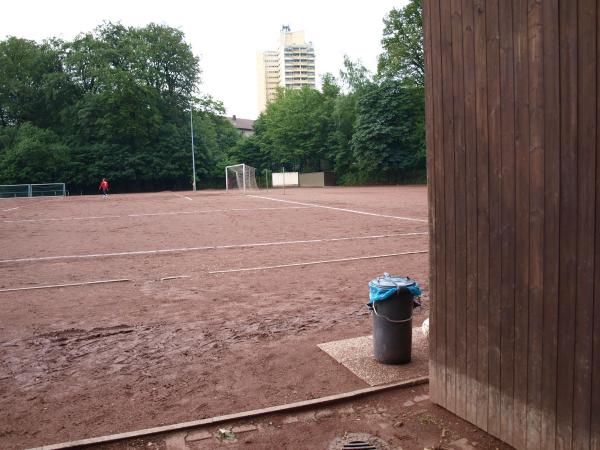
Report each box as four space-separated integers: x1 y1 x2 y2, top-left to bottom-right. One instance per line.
28 376 429 450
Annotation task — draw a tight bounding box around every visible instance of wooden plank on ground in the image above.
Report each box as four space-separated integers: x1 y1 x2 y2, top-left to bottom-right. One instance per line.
573 1 597 448
31 377 429 450
461 0 479 426
556 0 578 448
526 0 544 448
473 0 490 432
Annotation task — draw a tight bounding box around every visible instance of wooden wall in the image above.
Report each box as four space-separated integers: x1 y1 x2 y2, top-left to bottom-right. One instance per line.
423 0 600 448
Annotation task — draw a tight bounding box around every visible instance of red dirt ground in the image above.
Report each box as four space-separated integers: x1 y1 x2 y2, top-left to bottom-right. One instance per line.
0 186 437 449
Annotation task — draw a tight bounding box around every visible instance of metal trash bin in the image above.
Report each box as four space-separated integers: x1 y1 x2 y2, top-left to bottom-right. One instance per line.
368 273 421 364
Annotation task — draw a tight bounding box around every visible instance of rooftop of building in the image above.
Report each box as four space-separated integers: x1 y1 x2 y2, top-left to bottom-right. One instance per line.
227 115 255 131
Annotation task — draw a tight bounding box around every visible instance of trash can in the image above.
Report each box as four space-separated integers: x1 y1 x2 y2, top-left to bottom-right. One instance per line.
368 273 421 364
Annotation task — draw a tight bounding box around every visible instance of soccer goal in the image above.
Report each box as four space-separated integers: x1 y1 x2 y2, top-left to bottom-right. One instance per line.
0 183 66 198
225 164 258 193
31 183 66 196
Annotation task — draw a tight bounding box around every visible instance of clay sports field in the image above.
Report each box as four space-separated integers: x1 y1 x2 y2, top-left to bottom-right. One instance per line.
0 186 431 449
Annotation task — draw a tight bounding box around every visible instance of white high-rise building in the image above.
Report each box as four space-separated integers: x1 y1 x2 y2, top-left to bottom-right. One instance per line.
257 26 316 113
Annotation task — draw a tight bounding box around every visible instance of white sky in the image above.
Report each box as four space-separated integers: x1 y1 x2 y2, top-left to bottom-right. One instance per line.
1 0 408 119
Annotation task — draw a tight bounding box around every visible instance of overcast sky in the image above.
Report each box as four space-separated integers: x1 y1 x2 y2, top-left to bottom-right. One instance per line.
1 0 408 119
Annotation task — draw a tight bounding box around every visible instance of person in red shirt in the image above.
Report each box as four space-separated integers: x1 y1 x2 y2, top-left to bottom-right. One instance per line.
99 178 109 198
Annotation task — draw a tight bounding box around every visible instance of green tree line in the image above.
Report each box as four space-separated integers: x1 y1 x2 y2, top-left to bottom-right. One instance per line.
0 22 239 192
0 1 425 192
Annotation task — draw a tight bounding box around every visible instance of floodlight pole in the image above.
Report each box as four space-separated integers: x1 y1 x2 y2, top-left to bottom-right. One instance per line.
190 105 197 192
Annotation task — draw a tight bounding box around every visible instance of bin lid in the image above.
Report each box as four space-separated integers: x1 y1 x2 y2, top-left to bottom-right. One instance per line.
370 272 416 289
368 273 421 304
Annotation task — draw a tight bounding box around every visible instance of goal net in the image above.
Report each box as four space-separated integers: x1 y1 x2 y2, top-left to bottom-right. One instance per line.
31 183 66 196
0 184 30 198
225 164 258 193
0 183 66 198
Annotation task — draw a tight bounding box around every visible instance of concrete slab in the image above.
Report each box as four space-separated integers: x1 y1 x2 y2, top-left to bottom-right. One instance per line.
317 328 429 386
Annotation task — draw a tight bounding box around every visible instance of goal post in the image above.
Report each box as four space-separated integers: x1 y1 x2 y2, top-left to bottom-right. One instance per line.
225 164 258 193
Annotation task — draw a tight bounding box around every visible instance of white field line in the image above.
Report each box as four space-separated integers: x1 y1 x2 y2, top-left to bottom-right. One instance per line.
160 275 191 281
0 278 130 293
209 250 429 274
248 195 428 223
0 232 428 264
184 197 193 201
1 207 21 212
2 206 312 224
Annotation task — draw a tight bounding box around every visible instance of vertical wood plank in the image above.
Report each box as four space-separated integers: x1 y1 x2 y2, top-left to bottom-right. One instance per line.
485 0 502 438
430 0 447 408
512 0 530 447
440 0 457 414
526 0 545 448
573 1 596 449
593 5 600 448
541 1 560 449
556 0 578 448
498 0 516 444
461 0 479 426
423 0 437 404
593 6 600 444
451 0 468 420
473 0 490 432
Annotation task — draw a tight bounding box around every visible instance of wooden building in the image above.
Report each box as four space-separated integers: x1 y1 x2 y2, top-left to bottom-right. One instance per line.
423 0 599 448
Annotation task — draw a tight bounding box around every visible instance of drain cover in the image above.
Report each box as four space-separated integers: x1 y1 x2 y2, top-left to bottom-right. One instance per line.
342 441 377 450
328 432 389 450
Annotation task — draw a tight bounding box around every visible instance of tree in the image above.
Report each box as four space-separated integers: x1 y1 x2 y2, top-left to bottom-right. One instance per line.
255 86 335 172
60 22 203 191
0 37 74 128
339 55 372 93
0 123 69 183
0 23 236 192
377 0 424 86
350 80 425 183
